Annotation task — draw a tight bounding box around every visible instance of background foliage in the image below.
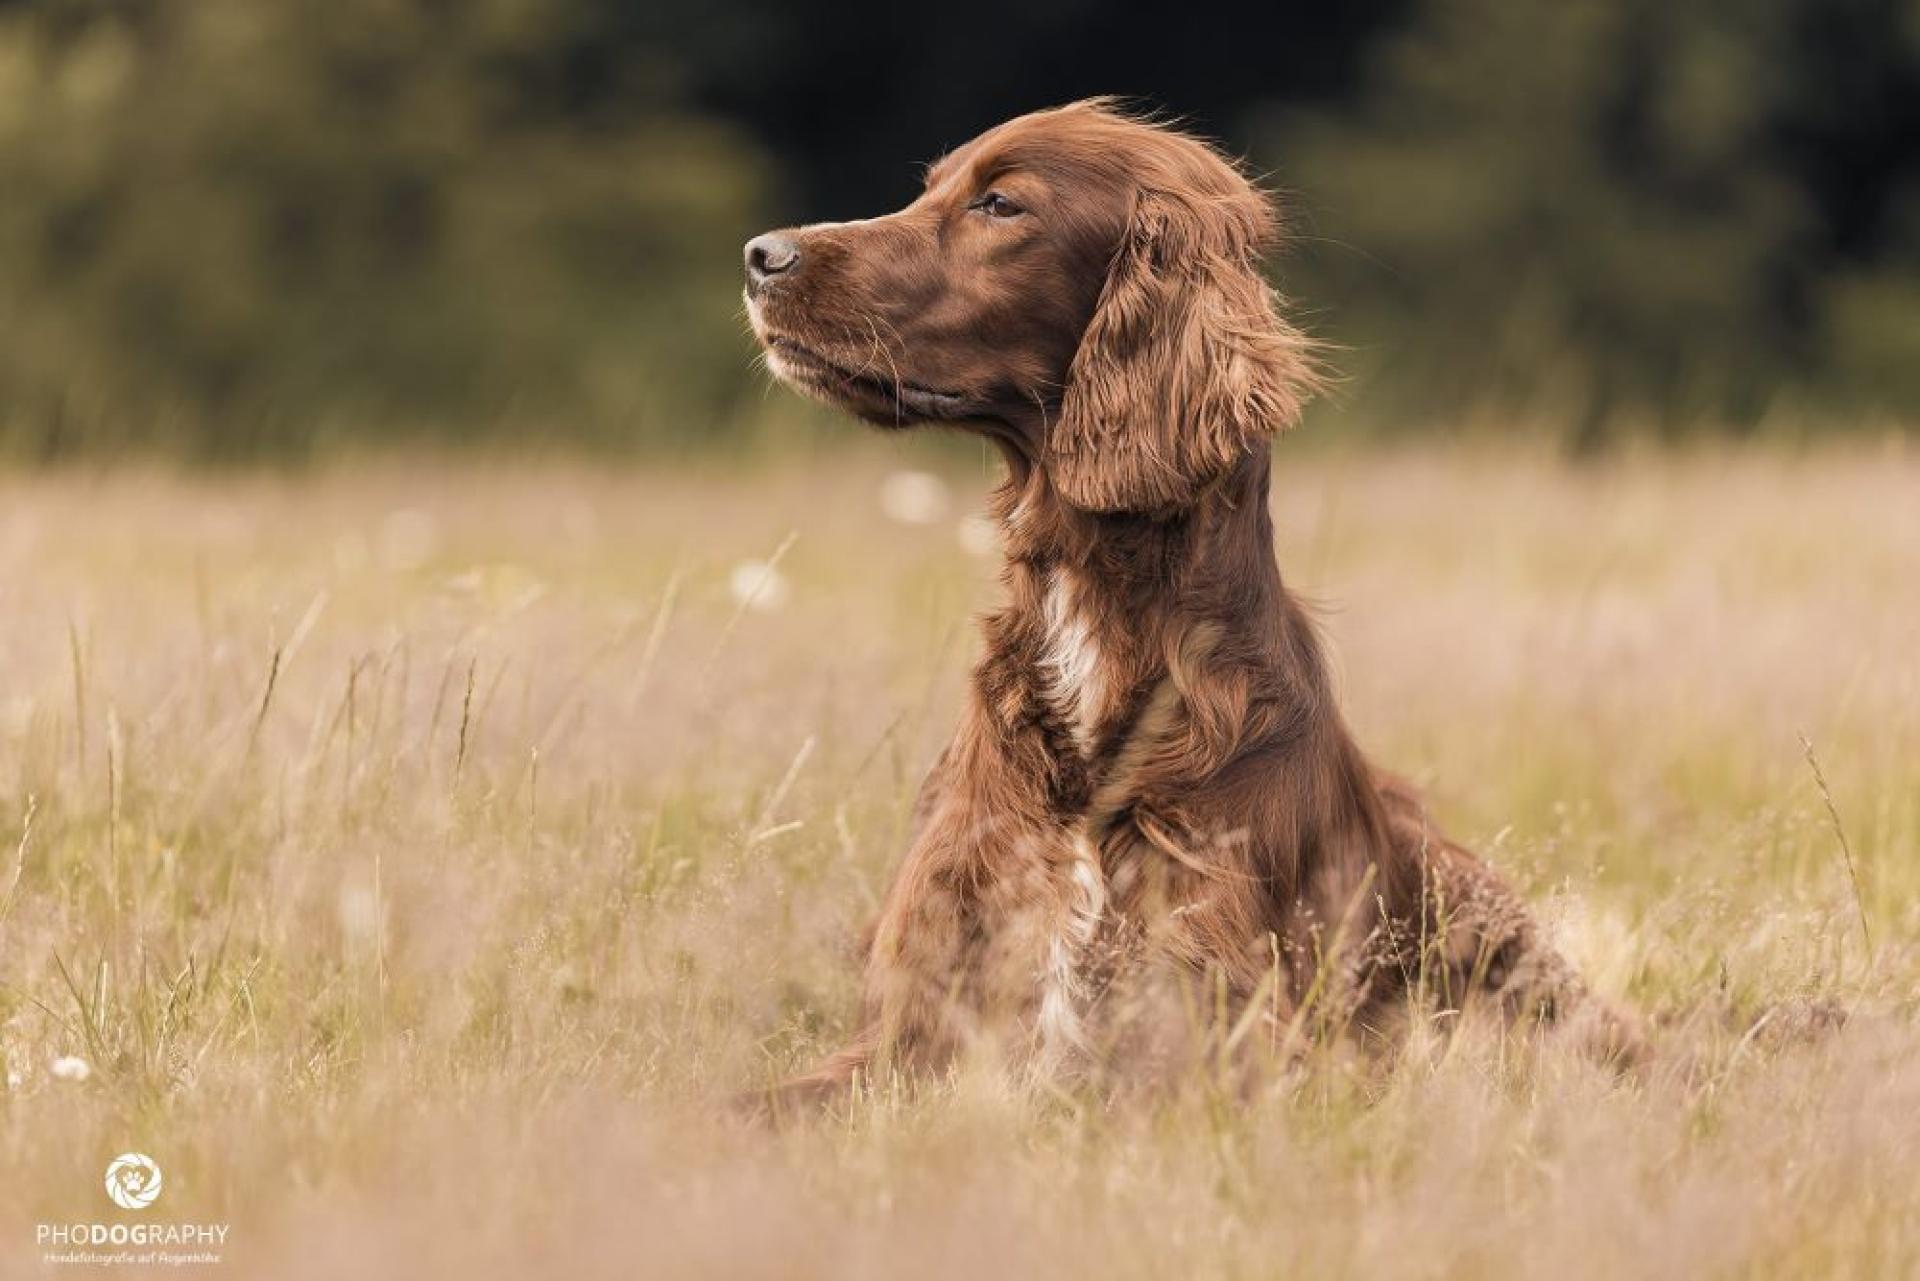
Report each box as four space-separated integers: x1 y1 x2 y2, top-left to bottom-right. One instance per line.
0 0 1914 456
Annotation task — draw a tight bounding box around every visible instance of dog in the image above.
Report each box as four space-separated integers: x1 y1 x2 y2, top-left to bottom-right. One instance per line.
742 100 1641 1105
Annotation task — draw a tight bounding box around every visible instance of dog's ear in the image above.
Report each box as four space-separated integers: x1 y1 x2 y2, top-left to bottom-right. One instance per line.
1046 188 1317 514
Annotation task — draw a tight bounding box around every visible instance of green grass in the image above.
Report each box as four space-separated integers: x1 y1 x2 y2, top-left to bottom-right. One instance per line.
1 440 1917 1277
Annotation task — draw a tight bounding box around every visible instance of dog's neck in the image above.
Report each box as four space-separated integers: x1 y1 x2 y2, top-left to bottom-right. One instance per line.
978 451 1335 811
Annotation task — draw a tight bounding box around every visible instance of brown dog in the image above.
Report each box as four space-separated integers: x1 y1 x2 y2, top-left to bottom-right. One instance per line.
744 100 1640 1104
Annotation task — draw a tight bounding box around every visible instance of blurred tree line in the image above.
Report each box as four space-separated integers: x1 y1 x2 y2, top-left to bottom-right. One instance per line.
1269 0 1920 443
0 0 1913 458
0 0 765 456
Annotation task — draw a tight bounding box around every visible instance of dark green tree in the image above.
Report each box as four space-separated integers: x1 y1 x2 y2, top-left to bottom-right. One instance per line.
0 0 767 456
1267 0 1918 440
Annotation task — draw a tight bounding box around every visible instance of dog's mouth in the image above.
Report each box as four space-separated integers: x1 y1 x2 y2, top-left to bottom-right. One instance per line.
761 334 974 424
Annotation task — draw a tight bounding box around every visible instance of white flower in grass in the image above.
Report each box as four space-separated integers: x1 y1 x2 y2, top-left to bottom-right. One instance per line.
338 882 381 946
50 1055 90 1083
957 514 999 558
379 508 440 571
6 1067 22 1090
879 471 950 525
728 560 791 612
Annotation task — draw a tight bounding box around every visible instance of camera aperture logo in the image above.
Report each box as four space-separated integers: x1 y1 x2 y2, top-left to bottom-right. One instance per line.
34 1151 230 1268
105 1154 163 1211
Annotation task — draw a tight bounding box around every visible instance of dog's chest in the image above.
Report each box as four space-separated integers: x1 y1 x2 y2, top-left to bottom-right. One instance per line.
1024 568 1186 1066
1036 568 1114 754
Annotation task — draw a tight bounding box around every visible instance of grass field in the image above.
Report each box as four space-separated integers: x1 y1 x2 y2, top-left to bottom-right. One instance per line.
2 441 1917 1278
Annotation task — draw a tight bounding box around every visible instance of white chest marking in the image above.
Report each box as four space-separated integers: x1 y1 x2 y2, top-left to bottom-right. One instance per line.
1039 570 1107 752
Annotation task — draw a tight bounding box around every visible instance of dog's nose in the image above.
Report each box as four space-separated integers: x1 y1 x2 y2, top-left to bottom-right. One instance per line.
744 233 800 296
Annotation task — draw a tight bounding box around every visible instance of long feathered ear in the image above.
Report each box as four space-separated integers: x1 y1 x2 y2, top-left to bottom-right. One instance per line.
1046 187 1317 514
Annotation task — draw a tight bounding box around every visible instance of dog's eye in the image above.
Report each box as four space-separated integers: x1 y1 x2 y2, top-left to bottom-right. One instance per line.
970 191 1024 219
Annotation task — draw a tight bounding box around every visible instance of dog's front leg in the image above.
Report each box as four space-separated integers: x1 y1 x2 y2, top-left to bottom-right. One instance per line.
757 656 1094 1114
858 786 1084 1078
753 802 1073 1118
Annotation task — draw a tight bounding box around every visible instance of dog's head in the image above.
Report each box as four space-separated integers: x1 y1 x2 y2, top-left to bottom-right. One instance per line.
744 100 1316 514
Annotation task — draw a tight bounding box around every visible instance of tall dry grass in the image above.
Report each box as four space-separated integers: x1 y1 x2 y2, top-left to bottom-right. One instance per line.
1 441 1916 1277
